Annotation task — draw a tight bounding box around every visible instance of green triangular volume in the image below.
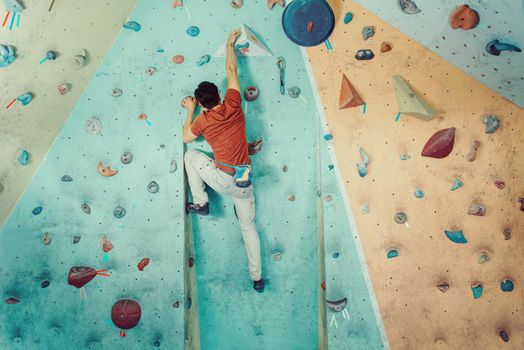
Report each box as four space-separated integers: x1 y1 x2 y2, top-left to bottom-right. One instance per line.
392 75 435 120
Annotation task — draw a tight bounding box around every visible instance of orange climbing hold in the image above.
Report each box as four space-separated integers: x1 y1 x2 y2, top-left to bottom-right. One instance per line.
449 5 479 30
97 162 118 177
338 73 365 109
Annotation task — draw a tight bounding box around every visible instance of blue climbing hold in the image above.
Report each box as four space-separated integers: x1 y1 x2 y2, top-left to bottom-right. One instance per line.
332 252 340 259
46 51 57 60
123 21 141 32
196 55 210 67
323 134 333 141
451 178 463 191
444 230 467 244
18 150 29 165
61 175 73 182
186 26 200 37
17 92 33 106
387 249 399 259
156 48 164 53
328 164 334 171
357 147 369 177
486 40 521 56
235 42 249 51
400 153 410 160
344 12 353 24
471 284 483 299
0 44 16 67
500 278 514 292
414 189 424 198
32 206 43 216
483 115 500 134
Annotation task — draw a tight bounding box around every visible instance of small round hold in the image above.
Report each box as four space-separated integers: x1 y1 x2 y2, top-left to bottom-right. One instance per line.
137 113 147 121
46 51 57 60
32 206 43 216
172 55 185 64
325 194 332 202
273 252 283 261
186 26 200 37
113 206 126 219
494 180 505 189
500 278 514 292
73 235 81 244
61 175 73 182
169 159 177 173
121 152 133 165
503 228 511 240
323 134 333 141
361 204 369 214
112 88 123 97
153 340 161 347
332 252 340 259
231 0 243 9
40 280 51 288
147 181 159 193
42 232 51 245
57 83 71 95
145 66 157 75
287 86 301 98
288 195 296 202
414 189 424 198
282 165 288 172
81 203 91 215
394 212 407 224
400 153 410 160
243 86 260 102
173 301 180 308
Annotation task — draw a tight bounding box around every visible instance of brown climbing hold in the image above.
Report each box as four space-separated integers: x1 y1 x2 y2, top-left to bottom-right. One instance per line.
421 128 456 159
100 236 113 252
436 281 450 293
465 140 480 162
449 5 479 30
288 195 296 202
380 42 392 53
503 228 511 240
338 73 365 109
97 162 118 177
231 0 243 9
43 232 51 245
467 202 486 216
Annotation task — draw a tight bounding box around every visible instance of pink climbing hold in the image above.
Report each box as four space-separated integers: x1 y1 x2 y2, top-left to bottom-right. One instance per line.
172 0 183 9
100 236 113 252
172 55 184 64
267 0 285 9
421 127 456 159
97 162 118 177
518 197 524 212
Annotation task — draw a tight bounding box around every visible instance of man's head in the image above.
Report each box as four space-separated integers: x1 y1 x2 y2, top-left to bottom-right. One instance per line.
194 81 220 110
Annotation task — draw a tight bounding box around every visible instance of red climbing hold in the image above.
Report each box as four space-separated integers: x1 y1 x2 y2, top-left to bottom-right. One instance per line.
321 281 326 290
421 127 456 159
137 257 150 271
518 197 524 212
68 266 109 288
111 299 142 334
449 5 479 30
188 257 194 268
307 21 314 32
5 297 20 304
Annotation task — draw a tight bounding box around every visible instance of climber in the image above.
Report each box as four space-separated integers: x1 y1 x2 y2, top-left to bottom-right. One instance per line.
181 29 264 293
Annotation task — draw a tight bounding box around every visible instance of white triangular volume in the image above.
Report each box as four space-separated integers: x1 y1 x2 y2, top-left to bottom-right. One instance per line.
214 24 273 57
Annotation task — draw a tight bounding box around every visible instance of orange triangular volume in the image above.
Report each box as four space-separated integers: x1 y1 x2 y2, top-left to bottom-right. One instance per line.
339 74 365 109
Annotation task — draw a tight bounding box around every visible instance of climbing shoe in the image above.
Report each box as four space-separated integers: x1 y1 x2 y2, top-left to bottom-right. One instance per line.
253 279 265 293
185 202 209 216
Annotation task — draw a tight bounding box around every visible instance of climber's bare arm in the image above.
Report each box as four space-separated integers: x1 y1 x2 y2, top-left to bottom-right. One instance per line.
226 29 241 92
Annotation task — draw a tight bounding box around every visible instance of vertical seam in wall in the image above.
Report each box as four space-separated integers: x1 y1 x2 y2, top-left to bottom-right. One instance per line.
300 47 390 350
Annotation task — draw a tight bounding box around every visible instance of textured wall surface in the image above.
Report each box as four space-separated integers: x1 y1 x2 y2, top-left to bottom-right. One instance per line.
306 0 524 348
354 0 524 108
0 0 138 225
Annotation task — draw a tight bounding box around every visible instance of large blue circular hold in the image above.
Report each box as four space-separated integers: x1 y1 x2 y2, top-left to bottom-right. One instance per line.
282 0 334 47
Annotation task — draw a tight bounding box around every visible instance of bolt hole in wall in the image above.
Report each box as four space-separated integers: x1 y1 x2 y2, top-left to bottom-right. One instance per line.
0 0 389 349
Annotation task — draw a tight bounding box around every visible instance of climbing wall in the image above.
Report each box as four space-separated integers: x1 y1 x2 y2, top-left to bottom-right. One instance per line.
0 0 138 226
0 1 187 348
306 0 524 348
353 0 524 108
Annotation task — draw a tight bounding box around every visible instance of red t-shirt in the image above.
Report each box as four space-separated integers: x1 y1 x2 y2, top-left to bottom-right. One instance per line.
191 89 250 173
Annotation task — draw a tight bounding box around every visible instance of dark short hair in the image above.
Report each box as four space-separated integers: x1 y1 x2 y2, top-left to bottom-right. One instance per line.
194 81 220 109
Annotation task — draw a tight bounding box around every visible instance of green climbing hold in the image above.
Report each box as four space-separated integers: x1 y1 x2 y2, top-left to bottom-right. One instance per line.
387 249 399 259
471 283 483 299
344 12 353 24
451 178 463 191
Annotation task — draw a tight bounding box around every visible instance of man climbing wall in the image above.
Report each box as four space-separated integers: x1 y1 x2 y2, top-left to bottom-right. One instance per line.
181 29 264 293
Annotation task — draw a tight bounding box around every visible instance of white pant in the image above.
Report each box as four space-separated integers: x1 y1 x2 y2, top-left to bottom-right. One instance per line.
184 149 262 281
